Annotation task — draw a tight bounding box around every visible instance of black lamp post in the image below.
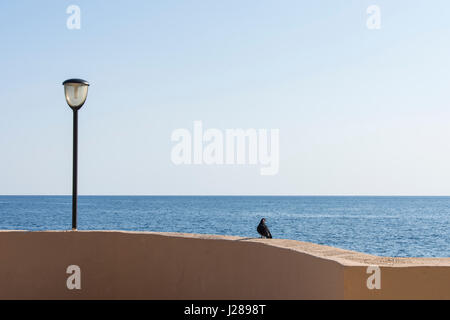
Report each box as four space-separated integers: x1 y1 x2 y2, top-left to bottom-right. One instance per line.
63 78 89 230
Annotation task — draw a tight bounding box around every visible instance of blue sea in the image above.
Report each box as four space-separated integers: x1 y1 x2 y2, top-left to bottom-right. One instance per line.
0 196 448 258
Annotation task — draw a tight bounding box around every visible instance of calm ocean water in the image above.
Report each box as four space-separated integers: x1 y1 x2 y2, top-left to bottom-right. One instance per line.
0 196 448 258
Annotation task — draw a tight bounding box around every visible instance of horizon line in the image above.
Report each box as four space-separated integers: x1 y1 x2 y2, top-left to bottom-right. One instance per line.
2 194 450 197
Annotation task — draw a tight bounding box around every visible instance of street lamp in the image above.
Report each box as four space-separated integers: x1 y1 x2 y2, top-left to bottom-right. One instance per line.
63 78 89 230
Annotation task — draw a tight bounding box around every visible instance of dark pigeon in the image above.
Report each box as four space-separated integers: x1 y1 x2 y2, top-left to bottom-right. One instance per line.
257 218 272 239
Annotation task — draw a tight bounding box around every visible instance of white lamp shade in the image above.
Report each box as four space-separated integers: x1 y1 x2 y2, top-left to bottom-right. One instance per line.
63 79 89 109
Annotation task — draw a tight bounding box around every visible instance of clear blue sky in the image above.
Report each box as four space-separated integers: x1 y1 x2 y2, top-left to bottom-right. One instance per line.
1 0 450 195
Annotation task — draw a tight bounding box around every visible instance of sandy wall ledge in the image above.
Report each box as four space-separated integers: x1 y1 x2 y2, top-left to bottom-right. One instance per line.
0 230 449 299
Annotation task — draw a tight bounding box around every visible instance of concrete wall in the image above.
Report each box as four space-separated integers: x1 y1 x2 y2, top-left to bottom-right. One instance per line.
0 231 449 299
